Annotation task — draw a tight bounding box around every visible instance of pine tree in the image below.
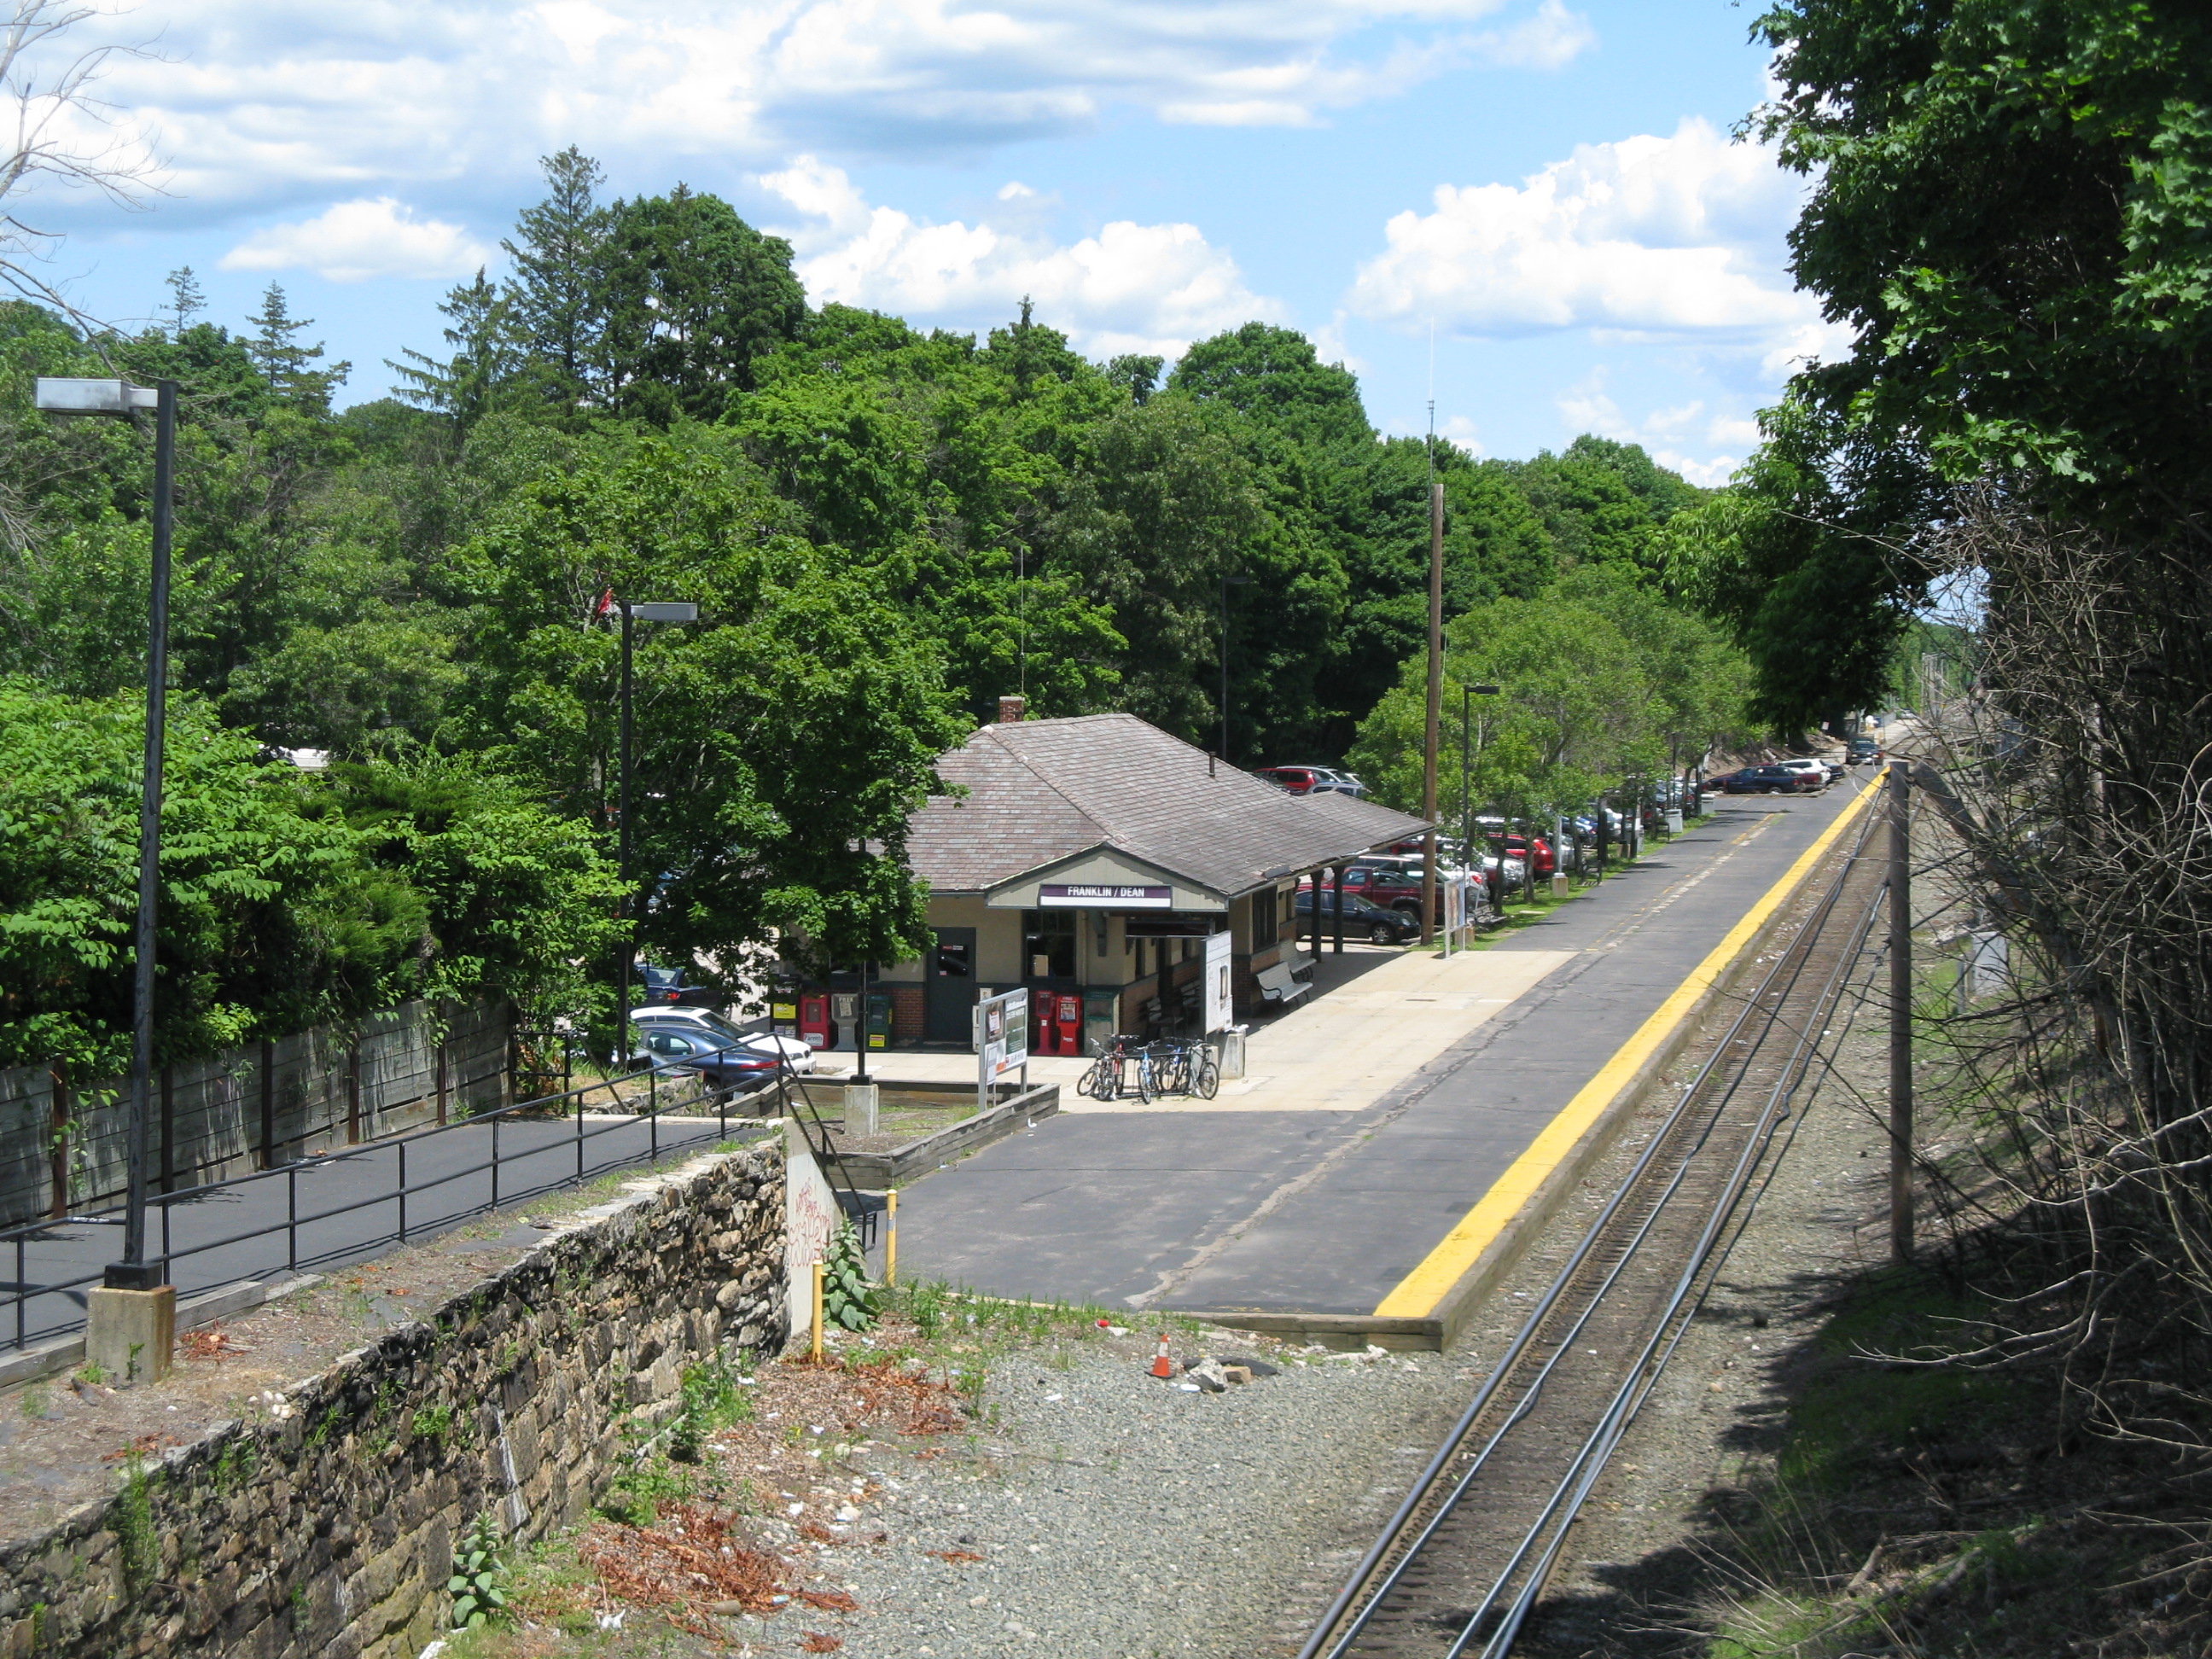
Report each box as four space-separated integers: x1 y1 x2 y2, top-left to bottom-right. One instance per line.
387 267 519 430
244 282 347 413
165 266 204 332
501 146 610 411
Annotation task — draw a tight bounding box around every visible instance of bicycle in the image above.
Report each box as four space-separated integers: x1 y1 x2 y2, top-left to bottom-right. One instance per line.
1077 1033 1145 1101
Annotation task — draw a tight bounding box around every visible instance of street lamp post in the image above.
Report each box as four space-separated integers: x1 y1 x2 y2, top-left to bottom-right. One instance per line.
34 378 174 1298
614 600 699 1063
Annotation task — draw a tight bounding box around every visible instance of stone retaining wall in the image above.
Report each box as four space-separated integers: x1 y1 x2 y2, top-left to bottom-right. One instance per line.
0 1141 788 1659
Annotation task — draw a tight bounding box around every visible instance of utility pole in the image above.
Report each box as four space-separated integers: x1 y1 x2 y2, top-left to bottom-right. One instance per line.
1888 761 1914 1264
1422 479 1443 945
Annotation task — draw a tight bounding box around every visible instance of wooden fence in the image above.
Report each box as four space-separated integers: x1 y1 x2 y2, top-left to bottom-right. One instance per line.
0 1000 512 1228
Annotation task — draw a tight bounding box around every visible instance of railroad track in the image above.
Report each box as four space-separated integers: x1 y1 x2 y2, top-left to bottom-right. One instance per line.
1296 808 1889 1659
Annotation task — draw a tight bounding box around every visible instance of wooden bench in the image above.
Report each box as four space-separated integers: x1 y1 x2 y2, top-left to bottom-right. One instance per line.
1254 961 1313 1009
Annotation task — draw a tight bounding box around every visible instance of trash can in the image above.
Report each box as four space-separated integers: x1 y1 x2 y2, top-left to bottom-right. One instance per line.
1081 989 1118 1057
1219 1024 1249 1080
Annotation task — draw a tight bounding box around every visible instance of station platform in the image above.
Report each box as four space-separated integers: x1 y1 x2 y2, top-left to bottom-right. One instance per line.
887 788 1872 1333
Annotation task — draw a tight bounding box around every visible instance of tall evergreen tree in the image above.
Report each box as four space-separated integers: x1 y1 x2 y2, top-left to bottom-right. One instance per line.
165 265 204 332
501 146 611 412
387 267 521 431
244 282 347 414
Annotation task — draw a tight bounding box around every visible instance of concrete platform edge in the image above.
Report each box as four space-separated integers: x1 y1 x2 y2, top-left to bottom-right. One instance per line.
1417 792 1877 1352
1173 1311 1442 1353
1174 793 1877 1355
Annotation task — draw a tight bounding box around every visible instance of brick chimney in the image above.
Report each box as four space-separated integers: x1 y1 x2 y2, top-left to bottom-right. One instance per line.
998 695 1027 724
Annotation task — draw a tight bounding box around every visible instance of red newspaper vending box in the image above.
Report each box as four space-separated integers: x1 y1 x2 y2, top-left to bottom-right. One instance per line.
1054 993 1081 1055
797 992 831 1050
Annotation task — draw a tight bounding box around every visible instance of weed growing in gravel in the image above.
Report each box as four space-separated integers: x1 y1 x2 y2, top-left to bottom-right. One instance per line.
668 1354 754 1463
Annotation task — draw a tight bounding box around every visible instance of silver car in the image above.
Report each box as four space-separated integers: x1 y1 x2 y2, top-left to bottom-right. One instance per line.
627 1006 815 1073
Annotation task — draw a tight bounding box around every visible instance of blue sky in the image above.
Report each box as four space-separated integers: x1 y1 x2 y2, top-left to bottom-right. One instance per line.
31 0 1837 483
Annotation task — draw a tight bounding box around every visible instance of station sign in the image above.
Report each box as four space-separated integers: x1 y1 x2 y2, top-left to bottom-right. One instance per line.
1038 882 1173 909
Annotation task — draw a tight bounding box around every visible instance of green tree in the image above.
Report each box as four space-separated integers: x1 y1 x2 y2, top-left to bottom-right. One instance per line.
597 186 806 422
443 434 965 1011
502 145 612 416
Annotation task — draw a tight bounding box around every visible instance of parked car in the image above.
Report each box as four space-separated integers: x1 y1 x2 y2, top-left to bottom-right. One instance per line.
1484 833 1556 876
629 1006 816 1074
1721 765 1821 795
1294 888 1422 945
627 1023 782 1092
1774 757 1838 786
635 962 719 1007
1256 765 1365 796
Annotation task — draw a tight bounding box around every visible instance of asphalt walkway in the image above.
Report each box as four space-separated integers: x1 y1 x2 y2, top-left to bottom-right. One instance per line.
892 789 1867 1318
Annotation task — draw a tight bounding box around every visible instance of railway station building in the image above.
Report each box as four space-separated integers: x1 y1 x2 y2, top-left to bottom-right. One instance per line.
867 702 1428 1055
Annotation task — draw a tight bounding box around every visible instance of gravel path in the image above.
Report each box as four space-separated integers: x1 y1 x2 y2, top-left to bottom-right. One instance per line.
692 1328 1477 1659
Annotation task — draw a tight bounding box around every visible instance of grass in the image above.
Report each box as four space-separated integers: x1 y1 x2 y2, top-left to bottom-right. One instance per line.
1656 1263 2186 1659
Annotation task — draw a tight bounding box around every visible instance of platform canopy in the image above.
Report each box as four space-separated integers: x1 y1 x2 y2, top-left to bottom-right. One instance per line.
906 713 1430 910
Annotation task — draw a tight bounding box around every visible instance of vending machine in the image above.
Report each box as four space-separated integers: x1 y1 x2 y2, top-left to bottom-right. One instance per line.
1053 993 1081 1055
830 992 860 1052
798 993 830 1051
865 992 894 1051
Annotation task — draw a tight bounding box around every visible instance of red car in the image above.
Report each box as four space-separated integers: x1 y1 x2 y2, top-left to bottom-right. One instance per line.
1487 834 1556 876
1257 765 1327 795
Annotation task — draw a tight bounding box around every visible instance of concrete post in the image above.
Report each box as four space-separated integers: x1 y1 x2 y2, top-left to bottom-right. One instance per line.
844 1081 880 1138
85 1284 174 1385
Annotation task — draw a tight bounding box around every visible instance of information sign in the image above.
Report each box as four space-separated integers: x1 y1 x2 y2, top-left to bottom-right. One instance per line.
977 985 1030 1107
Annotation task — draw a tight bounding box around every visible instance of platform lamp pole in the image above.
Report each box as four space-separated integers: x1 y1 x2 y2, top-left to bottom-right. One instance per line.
36 377 180 1378
614 600 700 1069
34 380 174 1303
1422 481 1444 945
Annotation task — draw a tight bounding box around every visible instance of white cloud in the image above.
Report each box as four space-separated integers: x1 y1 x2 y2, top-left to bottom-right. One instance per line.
1474 0 1596 70
759 157 1281 358
56 0 1590 225
1554 368 1749 487
1348 118 1815 341
218 196 492 282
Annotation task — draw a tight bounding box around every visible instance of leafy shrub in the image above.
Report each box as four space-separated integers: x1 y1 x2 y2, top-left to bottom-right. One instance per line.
823 1220 880 1332
448 1514 509 1629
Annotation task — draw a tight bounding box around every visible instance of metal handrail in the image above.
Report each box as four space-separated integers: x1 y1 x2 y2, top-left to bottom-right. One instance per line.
0 1051 779 1350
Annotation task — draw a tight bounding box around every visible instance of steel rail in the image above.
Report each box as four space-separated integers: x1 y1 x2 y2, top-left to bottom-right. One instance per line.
1301 806 1882 1659
1456 877 1889 1658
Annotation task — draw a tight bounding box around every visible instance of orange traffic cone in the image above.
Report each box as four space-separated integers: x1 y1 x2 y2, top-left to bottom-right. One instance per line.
1150 1333 1174 1379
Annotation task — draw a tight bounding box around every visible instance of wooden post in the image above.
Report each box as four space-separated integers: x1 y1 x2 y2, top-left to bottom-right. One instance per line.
810 1259 825 1364
259 1038 276 1170
1422 480 1444 945
1889 762 1914 1264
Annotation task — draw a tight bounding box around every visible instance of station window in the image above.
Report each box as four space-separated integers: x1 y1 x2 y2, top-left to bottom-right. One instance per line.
1022 910 1078 979
1251 889 1278 950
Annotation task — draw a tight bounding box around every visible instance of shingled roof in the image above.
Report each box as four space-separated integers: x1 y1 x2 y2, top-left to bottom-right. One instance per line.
907 713 1429 899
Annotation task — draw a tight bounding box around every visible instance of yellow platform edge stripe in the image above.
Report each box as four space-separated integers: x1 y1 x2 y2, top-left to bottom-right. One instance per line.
1371 780 1880 1319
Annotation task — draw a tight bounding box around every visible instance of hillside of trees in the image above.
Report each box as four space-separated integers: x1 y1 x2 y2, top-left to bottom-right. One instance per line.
0 148 1754 1069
